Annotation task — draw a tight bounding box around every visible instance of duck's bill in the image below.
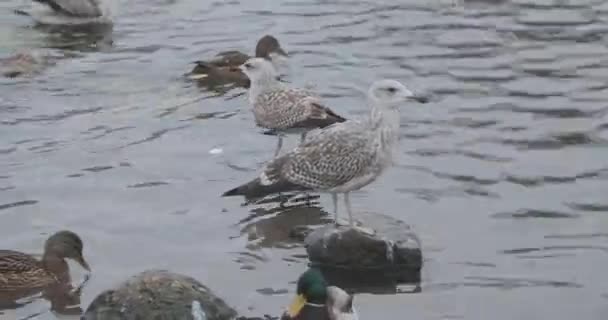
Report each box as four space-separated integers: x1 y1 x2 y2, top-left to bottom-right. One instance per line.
76 256 91 272
187 73 209 80
274 47 288 57
287 294 307 318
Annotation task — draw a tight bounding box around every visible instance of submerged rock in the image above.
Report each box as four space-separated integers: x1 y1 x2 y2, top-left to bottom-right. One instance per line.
304 214 422 287
0 52 52 78
82 270 238 320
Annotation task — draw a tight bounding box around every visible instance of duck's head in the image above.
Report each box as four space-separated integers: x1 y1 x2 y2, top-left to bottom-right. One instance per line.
286 268 357 320
256 35 288 60
44 230 90 271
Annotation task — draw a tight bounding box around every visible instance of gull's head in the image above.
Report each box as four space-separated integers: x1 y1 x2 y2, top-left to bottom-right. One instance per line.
368 79 428 108
239 57 277 82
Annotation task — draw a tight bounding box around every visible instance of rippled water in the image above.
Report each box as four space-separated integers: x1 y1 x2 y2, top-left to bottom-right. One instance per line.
1 0 608 319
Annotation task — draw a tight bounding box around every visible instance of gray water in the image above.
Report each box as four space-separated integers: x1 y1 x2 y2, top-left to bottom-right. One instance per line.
1 0 608 319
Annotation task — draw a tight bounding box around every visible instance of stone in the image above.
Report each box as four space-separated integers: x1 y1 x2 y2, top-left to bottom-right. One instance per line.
82 270 238 320
303 213 422 288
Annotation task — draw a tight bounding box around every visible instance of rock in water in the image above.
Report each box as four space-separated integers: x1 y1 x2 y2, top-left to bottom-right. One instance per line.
304 215 422 287
82 270 237 320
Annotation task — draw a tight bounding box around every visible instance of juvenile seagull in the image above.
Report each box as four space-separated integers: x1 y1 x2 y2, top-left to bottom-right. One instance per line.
222 79 427 233
32 0 103 18
240 57 346 157
15 0 112 27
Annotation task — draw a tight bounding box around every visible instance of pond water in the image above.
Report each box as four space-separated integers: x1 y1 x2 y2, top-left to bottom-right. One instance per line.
1 0 608 319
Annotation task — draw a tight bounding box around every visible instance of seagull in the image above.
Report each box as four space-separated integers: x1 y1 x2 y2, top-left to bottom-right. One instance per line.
239 57 346 157
222 79 428 234
32 0 103 17
16 0 112 26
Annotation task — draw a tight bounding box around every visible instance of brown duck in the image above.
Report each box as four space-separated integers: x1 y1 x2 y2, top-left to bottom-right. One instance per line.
0 230 90 301
187 35 287 88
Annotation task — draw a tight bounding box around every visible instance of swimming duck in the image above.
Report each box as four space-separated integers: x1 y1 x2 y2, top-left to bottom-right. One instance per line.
187 35 287 88
0 230 90 298
82 270 238 320
282 268 358 320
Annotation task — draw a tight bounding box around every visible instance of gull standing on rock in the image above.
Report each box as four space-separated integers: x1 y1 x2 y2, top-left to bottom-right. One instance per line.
240 57 346 157
222 79 428 233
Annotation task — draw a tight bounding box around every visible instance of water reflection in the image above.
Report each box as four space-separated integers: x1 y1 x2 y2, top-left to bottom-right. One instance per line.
236 195 325 249
0 279 85 316
33 24 113 52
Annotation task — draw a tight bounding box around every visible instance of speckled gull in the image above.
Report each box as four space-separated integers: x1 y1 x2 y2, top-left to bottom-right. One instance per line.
239 57 346 157
222 79 428 233
17 0 112 25
34 0 103 17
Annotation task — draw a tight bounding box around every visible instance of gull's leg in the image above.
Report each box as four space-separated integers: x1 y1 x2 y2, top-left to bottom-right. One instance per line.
332 193 339 223
274 136 283 157
344 192 375 235
333 193 349 227
273 135 284 199
297 132 311 200
344 192 354 226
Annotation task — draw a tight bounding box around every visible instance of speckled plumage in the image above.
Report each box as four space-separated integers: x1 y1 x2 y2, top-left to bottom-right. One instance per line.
0 250 58 291
0 230 89 306
82 270 237 320
253 87 345 132
240 58 346 156
224 79 427 229
34 0 103 17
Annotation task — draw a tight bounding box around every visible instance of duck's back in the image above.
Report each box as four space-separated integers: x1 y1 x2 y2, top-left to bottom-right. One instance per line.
0 250 56 291
209 51 250 67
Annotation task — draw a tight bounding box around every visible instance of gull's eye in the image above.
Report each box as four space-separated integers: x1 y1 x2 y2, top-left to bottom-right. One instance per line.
244 63 253 69
386 87 397 93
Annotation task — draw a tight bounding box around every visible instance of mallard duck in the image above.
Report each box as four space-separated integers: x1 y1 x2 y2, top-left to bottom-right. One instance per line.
0 230 90 298
82 270 238 320
187 35 287 88
282 268 358 320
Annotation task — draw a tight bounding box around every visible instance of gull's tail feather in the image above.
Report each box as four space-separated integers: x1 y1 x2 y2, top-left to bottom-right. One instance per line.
222 177 307 200
324 107 347 125
14 9 31 16
309 102 347 128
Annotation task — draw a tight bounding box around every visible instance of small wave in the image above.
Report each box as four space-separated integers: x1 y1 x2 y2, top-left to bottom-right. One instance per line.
0 200 38 211
492 209 579 219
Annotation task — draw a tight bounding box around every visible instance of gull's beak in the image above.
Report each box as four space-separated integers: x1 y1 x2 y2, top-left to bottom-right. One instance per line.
287 294 307 318
75 255 91 272
238 64 246 73
410 94 429 103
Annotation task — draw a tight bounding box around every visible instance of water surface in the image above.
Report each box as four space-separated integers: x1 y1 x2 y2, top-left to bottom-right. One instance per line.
1 0 608 319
